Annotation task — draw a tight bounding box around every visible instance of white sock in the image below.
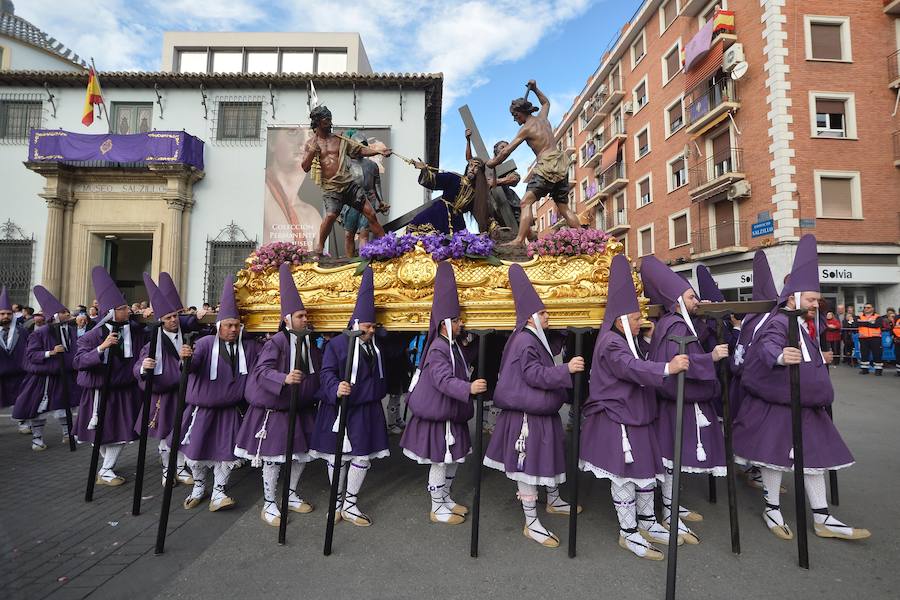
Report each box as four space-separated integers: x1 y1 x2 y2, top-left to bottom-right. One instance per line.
546 484 572 512
262 460 280 503
443 462 460 507
661 468 691 536
176 451 189 478
342 460 369 518
212 462 232 502
805 472 830 524
327 460 348 512
661 467 693 521
188 463 208 499
518 481 555 544
31 419 46 444
428 463 450 516
56 413 69 436
100 443 123 472
611 482 638 533
635 485 656 527
158 440 171 478
288 460 306 502
761 468 786 527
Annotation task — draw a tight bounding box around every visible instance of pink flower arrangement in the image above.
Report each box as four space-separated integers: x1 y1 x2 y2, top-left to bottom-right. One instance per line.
247 241 313 273
526 228 612 258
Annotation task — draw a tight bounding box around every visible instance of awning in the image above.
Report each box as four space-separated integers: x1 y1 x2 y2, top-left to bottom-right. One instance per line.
685 40 724 91
599 138 622 173
690 111 731 139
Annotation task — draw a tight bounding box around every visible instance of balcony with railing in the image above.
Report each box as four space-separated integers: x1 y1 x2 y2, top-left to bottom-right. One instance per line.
688 148 745 200
893 131 900 167
685 78 740 135
599 161 627 196
583 180 602 208
606 208 630 235
888 49 900 88
691 220 749 258
583 100 606 132
599 118 627 152
580 140 600 168
596 85 625 119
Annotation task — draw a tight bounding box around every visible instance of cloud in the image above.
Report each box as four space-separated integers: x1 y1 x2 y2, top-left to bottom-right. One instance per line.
286 0 593 110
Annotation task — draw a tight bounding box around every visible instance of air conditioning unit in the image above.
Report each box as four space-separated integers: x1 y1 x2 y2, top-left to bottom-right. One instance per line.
683 144 692 158
623 101 634 114
727 180 751 199
596 84 608 97
723 43 745 72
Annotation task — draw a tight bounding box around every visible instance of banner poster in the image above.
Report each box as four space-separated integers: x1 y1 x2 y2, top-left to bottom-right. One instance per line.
263 126 391 256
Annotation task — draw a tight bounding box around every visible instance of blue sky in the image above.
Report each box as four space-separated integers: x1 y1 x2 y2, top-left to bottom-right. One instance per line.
19 0 641 184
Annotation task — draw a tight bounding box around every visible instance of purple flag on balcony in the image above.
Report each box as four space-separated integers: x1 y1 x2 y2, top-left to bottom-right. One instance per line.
27 130 204 170
684 17 715 71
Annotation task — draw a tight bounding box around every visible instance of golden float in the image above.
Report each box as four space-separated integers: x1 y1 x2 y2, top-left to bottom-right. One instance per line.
234 240 641 332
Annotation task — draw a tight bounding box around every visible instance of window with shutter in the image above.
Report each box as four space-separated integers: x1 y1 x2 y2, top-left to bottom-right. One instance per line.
810 23 843 61
637 129 649 157
662 0 678 30
640 227 653 256
639 177 652 206
668 99 684 133
665 47 681 81
820 177 853 218
672 215 688 246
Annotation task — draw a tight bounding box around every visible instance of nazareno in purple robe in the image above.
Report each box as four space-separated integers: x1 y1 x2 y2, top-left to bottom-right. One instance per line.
309 332 390 461
179 334 257 464
732 312 853 472
72 322 145 445
483 329 572 486
234 331 322 464
649 313 726 475
132 332 182 443
12 322 80 420
580 328 667 487
400 336 473 465
0 323 30 408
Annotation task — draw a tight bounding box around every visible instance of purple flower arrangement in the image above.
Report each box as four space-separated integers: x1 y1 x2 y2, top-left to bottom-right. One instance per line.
247 241 313 273
526 228 612 258
359 230 497 263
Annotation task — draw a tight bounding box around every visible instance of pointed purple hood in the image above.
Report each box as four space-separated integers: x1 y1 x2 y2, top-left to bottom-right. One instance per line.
696 264 725 302
639 256 692 313
602 255 640 332
779 234 820 304
751 251 778 302
217 275 240 321
92 266 127 315
33 285 68 318
421 261 461 361
349 266 376 326
143 273 178 319
158 272 185 312
279 262 305 318
0 285 12 311
508 263 545 329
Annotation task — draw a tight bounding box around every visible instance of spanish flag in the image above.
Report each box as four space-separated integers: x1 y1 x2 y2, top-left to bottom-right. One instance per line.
81 67 104 126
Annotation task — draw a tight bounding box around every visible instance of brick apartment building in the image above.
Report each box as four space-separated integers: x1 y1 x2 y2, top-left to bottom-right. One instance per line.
534 0 900 312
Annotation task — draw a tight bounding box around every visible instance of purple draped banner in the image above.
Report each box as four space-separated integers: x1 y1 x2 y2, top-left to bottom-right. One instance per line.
28 130 204 171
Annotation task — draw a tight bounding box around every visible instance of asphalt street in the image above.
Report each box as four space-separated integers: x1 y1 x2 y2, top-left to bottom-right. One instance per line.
1 366 898 600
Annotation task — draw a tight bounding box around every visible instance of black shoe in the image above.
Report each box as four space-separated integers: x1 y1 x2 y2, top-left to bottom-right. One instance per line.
858 370 868 375
875 370 883 376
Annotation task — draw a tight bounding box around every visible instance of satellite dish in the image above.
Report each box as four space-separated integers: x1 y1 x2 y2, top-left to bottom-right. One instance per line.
731 61 749 80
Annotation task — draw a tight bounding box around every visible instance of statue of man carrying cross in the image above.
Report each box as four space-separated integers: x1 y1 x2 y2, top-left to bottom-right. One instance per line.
487 80 581 246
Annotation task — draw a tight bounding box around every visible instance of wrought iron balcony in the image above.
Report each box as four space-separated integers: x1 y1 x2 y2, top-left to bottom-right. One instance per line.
606 209 630 235
893 131 900 167
685 78 740 134
888 49 900 88
688 148 745 199
599 161 627 195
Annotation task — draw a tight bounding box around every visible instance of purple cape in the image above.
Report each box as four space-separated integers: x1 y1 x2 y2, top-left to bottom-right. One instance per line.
309 332 389 459
12 323 80 419
0 323 30 408
400 337 473 464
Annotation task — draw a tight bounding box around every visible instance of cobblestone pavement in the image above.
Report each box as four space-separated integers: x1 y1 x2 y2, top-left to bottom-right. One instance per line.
2 367 898 600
